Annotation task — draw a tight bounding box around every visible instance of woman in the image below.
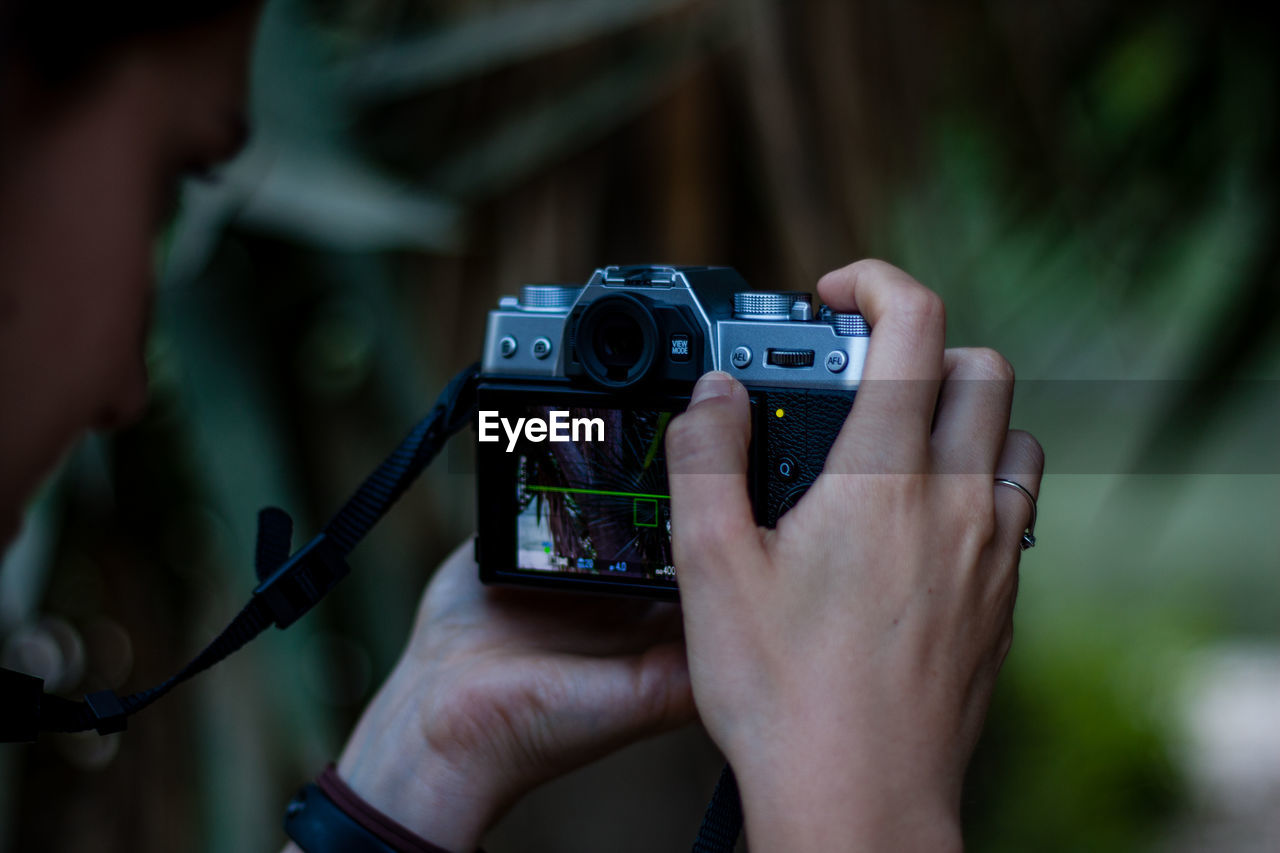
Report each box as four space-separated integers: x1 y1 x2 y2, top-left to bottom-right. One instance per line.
0 0 1042 849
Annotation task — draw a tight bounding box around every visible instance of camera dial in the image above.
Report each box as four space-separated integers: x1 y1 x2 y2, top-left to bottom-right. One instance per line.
831 312 870 336
733 291 798 322
519 284 581 312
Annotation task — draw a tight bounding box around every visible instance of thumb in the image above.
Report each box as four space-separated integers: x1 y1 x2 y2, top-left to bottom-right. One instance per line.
563 641 696 740
665 372 757 579
512 643 695 783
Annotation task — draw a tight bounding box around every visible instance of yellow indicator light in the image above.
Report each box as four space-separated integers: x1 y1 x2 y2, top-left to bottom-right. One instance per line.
775 408 785 418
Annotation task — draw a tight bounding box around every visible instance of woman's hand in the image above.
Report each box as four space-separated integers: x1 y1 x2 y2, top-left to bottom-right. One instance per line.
665 260 1044 851
335 541 694 851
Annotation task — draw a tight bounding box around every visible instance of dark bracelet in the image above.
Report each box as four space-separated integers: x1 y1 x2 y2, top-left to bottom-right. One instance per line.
284 764 456 853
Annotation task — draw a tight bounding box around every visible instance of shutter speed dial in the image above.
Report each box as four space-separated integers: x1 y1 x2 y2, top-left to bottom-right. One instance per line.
734 291 822 323
734 291 797 321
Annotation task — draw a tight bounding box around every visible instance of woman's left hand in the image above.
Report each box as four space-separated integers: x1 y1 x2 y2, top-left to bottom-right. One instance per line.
334 540 693 851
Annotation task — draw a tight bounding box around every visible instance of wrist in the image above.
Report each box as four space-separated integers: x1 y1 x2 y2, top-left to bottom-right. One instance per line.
724 734 963 852
332 751 496 853
336 663 508 852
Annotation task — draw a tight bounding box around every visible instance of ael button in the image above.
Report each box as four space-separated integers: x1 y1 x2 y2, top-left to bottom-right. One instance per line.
766 349 815 368
669 334 691 362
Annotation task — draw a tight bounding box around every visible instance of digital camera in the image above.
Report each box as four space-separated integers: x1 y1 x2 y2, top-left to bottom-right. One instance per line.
474 265 869 599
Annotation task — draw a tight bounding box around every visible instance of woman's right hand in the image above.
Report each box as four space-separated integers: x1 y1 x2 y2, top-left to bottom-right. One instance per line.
665 260 1044 851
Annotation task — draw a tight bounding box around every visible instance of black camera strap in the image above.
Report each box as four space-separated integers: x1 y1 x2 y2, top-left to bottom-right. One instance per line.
2 361 481 742
0 355 743 850
691 763 743 852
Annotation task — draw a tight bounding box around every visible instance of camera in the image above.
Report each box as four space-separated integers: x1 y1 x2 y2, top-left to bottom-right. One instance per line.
474 265 869 598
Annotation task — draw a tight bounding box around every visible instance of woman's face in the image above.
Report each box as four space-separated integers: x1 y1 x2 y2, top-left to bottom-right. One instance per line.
0 5 259 543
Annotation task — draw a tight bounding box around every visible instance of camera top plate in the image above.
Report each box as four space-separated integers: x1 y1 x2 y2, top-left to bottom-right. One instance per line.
482 265 869 392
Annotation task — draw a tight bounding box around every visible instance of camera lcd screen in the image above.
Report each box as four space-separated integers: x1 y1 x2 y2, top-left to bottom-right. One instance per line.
510 405 676 586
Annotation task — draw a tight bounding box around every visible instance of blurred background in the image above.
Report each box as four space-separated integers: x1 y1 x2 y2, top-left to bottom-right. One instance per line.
2 0 1278 850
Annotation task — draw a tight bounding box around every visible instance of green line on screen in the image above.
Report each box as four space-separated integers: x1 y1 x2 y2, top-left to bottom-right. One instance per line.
526 485 671 500
641 412 673 472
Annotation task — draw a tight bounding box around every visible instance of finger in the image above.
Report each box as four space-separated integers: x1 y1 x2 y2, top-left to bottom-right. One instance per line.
665 372 759 583
817 260 946 473
511 597 686 657
419 539 483 620
992 430 1045 553
419 539 653 626
426 539 684 657
556 641 696 742
931 348 1016 475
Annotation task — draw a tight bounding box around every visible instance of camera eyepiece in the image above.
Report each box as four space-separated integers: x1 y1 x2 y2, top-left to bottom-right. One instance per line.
575 293 659 388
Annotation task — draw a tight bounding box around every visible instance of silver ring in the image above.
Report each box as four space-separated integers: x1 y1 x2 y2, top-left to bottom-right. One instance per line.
993 478 1037 550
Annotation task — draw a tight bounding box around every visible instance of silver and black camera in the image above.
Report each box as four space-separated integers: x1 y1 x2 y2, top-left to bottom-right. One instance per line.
474 264 869 598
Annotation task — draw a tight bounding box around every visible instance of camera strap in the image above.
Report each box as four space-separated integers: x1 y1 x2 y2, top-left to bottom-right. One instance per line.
1 361 481 742
691 763 743 852
0 355 743 850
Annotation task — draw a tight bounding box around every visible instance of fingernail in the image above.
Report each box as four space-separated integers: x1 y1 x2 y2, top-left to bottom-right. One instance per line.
690 371 735 406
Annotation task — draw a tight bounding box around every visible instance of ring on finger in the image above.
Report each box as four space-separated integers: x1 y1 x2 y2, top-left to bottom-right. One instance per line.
994 478 1037 550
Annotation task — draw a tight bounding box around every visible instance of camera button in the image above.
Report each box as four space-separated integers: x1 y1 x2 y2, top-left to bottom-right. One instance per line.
777 457 798 480
669 334 691 363
824 350 848 373
730 346 752 369
499 336 518 358
532 337 553 360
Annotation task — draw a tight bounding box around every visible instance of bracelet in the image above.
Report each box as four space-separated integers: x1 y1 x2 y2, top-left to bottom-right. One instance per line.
284 764 456 853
